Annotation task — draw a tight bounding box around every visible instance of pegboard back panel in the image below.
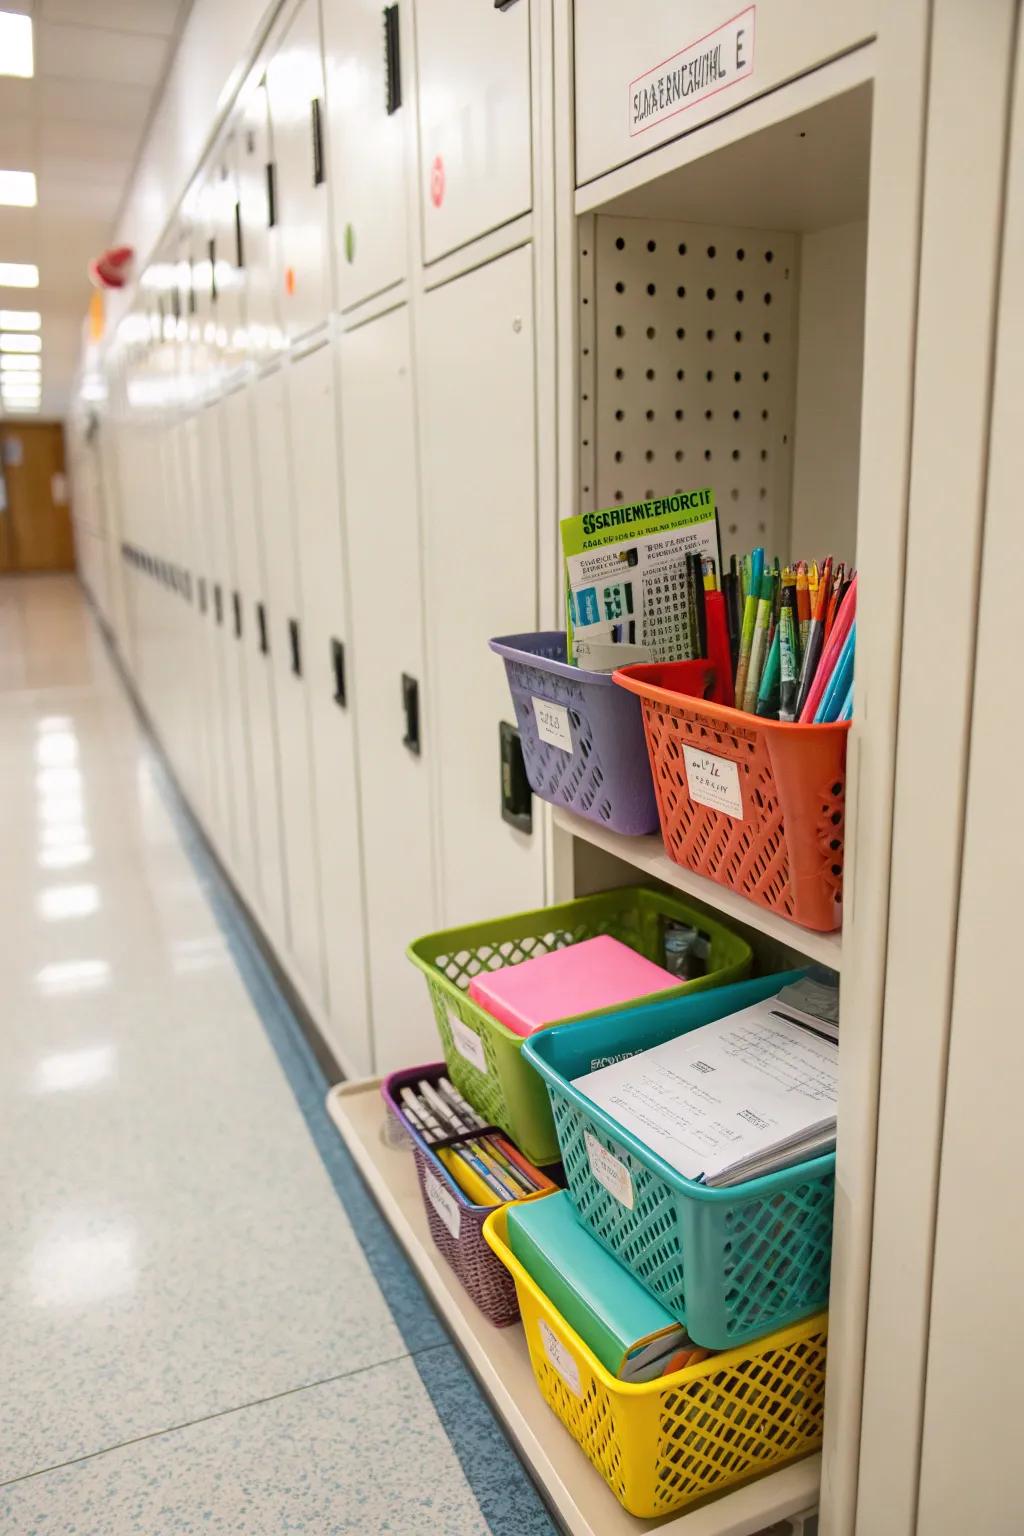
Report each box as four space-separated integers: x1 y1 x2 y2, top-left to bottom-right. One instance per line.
587 216 797 563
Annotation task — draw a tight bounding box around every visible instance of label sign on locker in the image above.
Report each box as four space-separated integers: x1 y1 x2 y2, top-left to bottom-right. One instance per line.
628 6 755 138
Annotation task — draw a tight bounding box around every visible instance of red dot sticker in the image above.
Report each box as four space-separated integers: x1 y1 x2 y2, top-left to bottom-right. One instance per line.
430 154 445 209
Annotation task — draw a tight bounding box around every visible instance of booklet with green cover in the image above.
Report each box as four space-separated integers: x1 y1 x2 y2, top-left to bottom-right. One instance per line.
561 489 721 666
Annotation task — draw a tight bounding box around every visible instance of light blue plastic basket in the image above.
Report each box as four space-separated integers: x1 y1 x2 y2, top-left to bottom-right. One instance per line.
523 973 836 1349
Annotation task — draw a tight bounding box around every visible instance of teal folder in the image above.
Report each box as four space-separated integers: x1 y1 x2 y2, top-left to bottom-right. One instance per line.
508 1192 686 1380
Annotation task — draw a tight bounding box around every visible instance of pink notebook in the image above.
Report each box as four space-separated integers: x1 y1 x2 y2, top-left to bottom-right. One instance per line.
467 935 677 1038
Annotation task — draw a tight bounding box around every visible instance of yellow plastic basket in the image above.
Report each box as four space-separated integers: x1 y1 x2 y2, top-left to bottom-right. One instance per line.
483 1206 827 1519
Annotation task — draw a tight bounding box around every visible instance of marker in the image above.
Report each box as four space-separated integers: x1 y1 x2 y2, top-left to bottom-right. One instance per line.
778 586 800 722
742 570 775 713
794 558 832 719
755 622 782 717
796 561 811 650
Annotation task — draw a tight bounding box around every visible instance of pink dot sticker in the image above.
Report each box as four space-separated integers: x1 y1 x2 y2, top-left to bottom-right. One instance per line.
430 154 445 209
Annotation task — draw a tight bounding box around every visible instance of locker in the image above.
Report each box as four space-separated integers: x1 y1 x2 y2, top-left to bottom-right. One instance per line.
414 0 531 264
417 246 544 924
282 341 371 1075
221 387 289 947
207 132 246 375
250 368 326 1009
198 400 258 895
574 0 877 187
181 413 232 849
237 76 281 359
337 305 437 1072
321 0 409 311
264 0 332 339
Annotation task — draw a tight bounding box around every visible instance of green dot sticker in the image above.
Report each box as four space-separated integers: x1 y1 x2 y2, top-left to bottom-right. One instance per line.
344 223 355 264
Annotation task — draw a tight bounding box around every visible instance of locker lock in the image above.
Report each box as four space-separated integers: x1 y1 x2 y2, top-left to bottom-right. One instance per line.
499 721 532 833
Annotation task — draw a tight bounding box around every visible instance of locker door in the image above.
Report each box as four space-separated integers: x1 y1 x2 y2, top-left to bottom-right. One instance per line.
207 133 246 377
322 0 408 311
265 0 331 339
283 341 370 1076
418 246 543 923
250 368 326 1009
202 400 258 896
338 305 436 1072
182 413 231 849
915 32 1024 1533
221 386 289 947
415 0 531 263
237 77 281 361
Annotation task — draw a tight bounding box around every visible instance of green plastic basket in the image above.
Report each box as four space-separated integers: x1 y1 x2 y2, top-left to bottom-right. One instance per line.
406 887 752 1165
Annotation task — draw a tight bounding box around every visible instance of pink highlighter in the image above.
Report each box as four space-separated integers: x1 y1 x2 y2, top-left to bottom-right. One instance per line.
467 935 678 1038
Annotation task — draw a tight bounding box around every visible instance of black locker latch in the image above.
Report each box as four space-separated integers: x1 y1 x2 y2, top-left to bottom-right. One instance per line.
383 6 401 115
499 721 532 833
401 672 420 754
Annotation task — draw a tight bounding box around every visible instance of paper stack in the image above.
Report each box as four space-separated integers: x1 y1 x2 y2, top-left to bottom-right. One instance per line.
572 991 838 1188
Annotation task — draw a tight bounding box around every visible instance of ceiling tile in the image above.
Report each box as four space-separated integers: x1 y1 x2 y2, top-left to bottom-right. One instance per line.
40 0 184 37
37 22 169 88
35 75 153 128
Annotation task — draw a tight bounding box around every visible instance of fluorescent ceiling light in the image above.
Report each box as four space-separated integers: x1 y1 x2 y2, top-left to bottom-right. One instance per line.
0 170 36 207
4 400 39 411
0 263 39 288
0 308 40 330
0 13 33 78
1 353 40 371
1 332 41 352
3 374 41 391
3 384 42 400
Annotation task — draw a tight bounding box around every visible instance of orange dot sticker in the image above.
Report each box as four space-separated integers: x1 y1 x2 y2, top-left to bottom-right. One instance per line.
430 155 445 209
285 266 296 296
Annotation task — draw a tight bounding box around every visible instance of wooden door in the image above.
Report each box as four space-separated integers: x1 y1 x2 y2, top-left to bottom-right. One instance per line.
0 423 74 572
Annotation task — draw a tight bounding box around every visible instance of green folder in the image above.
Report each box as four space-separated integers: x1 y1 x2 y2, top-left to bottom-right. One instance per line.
508 1192 686 1381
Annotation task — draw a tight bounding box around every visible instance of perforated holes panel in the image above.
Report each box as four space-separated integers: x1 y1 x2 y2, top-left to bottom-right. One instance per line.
590 218 797 561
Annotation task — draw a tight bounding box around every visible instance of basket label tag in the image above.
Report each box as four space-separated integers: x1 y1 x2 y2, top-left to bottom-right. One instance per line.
585 1130 634 1210
448 1009 488 1074
424 1170 461 1239
682 744 744 819
539 1318 582 1397
533 697 573 753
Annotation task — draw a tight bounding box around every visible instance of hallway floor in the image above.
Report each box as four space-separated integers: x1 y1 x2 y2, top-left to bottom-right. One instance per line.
0 574 556 1535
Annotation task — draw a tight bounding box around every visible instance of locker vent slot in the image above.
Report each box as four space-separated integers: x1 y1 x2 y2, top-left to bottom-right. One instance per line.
266 162 277 227
289 618 302 677
234 201 244 269
586 217 796 561
331 638 347 706
208 238 217 302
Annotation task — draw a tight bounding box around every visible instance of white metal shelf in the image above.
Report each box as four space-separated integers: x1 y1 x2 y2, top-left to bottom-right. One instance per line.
326 1078 821 1536
551 807 842 971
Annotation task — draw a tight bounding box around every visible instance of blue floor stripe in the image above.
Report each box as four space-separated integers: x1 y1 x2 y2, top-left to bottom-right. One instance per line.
146 747 559 1536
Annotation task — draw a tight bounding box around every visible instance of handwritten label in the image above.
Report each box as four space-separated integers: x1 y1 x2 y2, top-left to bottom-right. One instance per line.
424 1170 461 1239
585 1130 634 1210
539 1318 582 1397
629 7 756 138
533 697 573 754
449 1009 488 1074
682 744 744 819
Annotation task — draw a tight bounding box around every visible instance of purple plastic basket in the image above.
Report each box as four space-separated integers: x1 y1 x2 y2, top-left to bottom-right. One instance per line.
489 632 659 836
382 1064 535 1327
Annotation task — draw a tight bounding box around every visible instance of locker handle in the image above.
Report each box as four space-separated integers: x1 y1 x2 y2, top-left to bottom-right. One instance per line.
499 720 532 832
256 600 269 656
289 617 302 677
401 672 420 754
234 200 244 269
311 98 325 187
266 161 277 228
208 237 217 302
494 0 521 9
232 591 242 638
331 638 347 707
383 5 401 115
198 577 208 615
214 583 223 625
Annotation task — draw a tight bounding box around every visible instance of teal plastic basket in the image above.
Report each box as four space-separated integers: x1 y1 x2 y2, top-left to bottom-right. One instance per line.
523 973 835 1349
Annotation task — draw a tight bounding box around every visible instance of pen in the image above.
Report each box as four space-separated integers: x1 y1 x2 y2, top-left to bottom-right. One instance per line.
733 549 764 708
794 559 831 719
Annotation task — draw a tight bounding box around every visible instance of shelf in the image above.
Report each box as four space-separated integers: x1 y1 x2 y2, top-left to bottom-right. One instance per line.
551 807 843 972
327 1078 821 1536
